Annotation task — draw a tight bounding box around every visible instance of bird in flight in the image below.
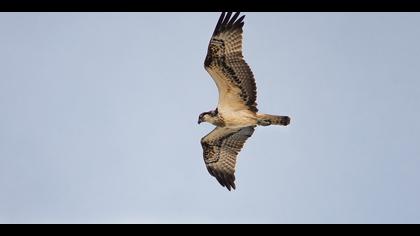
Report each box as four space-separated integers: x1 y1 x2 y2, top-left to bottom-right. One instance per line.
198 12 291 191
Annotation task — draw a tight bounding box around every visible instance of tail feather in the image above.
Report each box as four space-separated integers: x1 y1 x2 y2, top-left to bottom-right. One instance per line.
257 114 290 126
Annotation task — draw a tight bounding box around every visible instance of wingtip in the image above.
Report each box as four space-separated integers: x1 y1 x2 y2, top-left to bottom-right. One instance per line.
224 175 236 191
225 182 236 191
213 172 237 191
213 11 245 36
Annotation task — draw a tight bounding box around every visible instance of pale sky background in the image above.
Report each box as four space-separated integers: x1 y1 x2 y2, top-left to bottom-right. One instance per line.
1 12 420 224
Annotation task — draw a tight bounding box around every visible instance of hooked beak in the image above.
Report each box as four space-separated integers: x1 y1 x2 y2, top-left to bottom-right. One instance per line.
198 119 202 124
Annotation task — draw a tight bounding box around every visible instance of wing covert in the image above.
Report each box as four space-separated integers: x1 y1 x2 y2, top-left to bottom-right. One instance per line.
200 126 255 190
204 12 258 113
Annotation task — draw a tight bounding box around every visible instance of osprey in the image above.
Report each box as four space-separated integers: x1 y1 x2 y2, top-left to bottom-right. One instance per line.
198 12 291 191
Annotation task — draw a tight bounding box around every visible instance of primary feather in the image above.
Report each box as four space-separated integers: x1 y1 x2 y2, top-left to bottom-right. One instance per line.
201 126 255 191
204 12 258 113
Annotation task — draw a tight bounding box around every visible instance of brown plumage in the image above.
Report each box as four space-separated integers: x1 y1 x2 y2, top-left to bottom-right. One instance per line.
204 12 258 113
201 126 255 191
199 12 291 191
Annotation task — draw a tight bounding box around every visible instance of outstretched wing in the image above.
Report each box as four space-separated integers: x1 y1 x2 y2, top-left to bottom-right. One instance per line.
201 126 255 191
204 12 258 113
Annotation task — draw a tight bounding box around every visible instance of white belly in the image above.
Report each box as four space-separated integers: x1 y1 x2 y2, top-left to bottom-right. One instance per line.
222 110 257 128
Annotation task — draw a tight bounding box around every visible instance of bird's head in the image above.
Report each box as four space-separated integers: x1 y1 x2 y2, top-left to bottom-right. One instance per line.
198 109 218 124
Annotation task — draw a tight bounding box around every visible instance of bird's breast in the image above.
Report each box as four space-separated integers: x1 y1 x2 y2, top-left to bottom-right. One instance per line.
220 110 257 128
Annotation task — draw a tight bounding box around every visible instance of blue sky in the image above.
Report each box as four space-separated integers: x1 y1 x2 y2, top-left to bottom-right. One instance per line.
1 12 420 223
